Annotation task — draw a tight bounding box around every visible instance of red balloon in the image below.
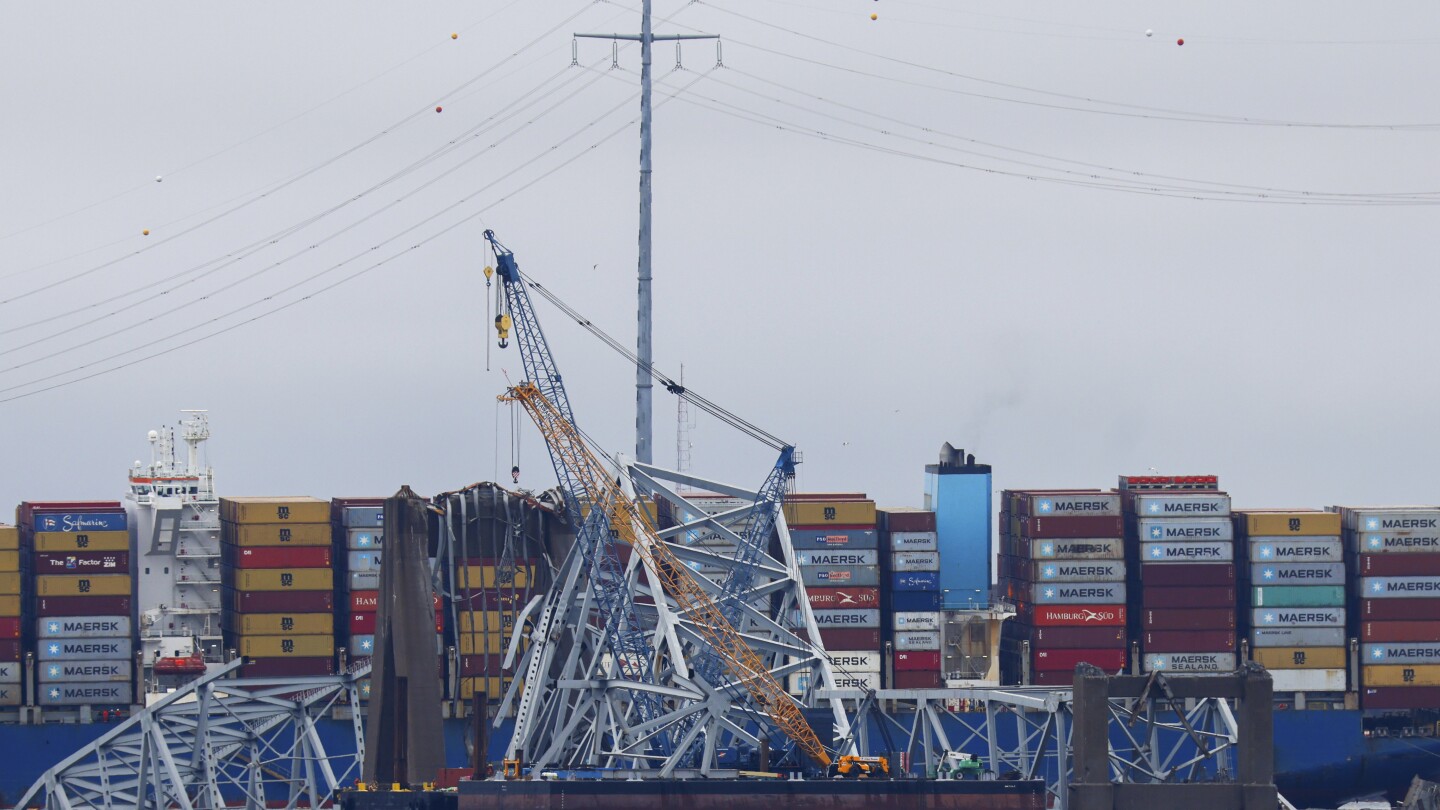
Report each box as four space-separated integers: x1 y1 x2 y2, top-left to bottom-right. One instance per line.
1176 38 1185 46
435 106 443 113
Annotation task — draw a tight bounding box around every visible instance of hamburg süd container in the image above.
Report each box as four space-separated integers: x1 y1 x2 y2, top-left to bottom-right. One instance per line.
1021 604 1126 627
31 531 129 553
806 586 880 608
37 616 132 638
1250 585 1346 607
1248 538 1343 563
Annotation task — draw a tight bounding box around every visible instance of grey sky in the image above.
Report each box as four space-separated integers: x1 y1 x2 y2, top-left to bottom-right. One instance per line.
1 2 1437 516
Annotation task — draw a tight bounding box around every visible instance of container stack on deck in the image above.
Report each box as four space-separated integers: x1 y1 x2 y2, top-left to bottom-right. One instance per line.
1122 477 1237 674
220 497 335 677
21 502 135 709
784 495 881 693
999 490 1126 686
453 557 534 702
0 524 17 709
879 507 941 689
1236 510 1347 696
331 498 384 669
1336 506 1440 710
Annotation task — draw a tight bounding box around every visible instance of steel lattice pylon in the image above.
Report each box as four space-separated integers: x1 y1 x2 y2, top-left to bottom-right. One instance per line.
18 659 372 810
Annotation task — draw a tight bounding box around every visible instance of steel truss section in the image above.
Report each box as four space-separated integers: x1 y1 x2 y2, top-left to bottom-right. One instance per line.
835 686 1247 810
18 660 372 810
495 461 851 775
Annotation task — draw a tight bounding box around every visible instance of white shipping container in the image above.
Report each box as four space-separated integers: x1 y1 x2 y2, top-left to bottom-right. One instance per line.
1355 531 1440 554
0 684 20 706
39 683 131 706
786 670 882 693
1143 653 1236 673
0 662 18 684
348 550 382 572
1132 493 1231 518
797 549 878 567
893 611 942 632
891 551 941 572
1249 538 1344 563
1360 577 1440 599
1343 509 1440 532
808 608 881 629
1270 668 1347 692
1137 518 1233 542
36 616 132 639
788 651 882 672
347 529 383 550
1141 541 1233 563
349 571 380 591
888 531 938 552
894 631 941 651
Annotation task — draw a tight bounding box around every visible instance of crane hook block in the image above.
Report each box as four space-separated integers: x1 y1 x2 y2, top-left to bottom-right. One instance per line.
496 313 513 347
484 265 494 279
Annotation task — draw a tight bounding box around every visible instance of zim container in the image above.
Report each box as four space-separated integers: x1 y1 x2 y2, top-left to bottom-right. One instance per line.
806 586 880 608
32 551 129 574
1142 608 1235 631
227 588 333 614
1143 586 1234 609
1248 538 1344 563
39 683 131 706
1250 585 1346 607
1021 604 1126 627
31 531 130 553
35 574 132 597
37 616 132 638
223 523 331 547
1140 563 1233 587
1142 630 1234 653
239 657 335 677
227 546 333 569
1251 627 1346 648
236 635 335 658
220 496 331 524
229 569 333 592
1143 652 1236 673
1032 647 1126 672
1362 622 1440 643
1253 647 1347 669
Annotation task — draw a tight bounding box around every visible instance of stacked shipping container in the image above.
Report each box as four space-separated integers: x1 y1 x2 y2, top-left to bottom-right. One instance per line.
1335 506 1440 710
879 507 942 689
1236 510 1347 694
1123 479 1236 674
21 502 135 708
331 498 385 667
0 524 17 708
220 497 336 677
998 490 1127 686
785 495 881 693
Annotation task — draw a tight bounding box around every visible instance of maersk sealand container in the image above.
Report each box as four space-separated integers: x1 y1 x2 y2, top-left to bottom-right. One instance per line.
923 443 991 610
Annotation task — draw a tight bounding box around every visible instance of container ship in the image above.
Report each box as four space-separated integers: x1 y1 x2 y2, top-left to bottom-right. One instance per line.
0 423 1437 808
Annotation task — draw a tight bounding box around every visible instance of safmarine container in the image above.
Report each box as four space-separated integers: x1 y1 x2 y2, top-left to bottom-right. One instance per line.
796 549 878 567
891 572 940 591
37 616 131 638
1253 647 1347 669
39 684 130 706
29 512 127 533
1136 518 1233 542
789 528 878 550
1251 627 1346 647
32 552 129 574
38 638 129 660
1251 585 1345 607
1143 652 1236 672
221 496 331 524
806 587 880 608
31 531 129 553
1140 542 1233 563
799 565 879 587
224 524 331 547
39 661 131 683
1248 538 1344 563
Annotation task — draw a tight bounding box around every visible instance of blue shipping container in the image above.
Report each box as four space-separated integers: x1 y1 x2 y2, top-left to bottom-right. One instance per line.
343 507 384 529
892 572 940 591
32 513 127 533
888 590 942 612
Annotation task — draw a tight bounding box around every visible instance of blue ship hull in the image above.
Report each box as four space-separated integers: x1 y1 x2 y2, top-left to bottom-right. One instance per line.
0 711 1430 807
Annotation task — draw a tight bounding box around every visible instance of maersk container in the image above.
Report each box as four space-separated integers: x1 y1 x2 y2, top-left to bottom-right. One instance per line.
37 616 131 639
890 551 941 572
1130 493 1231 518
31 531 129 553
348 571 381 591
1272 669 1347 692
1032 582 1126 605
1248 538 1343 563
0 683 20 706
1019 537 1124 560
349 635 377 656
1343 509 1440 533
1031 561 1125 582
789 528 878 550
888 591 941 612
1251 562 1345 584
787 670 880 693
342 506 384 529
797 549 878 567
1253 647 1347 670
39 660 132 683
894 631 941 651
1143 652 1236 673
888 531 938 552
39 683 131 706
892 611 942 632
891 572 939 591
1018 493 1121 518
1355 530 1440 554
811 651 882 672
0 661 19 683
1251 607 1344 628
1251 627 1346 647
1361 643 1440 664
1250 586 1346 608
30 512 127 533
799 565 879 587
808 608 880 629
1361 577 1440 599
348 551 383 572
32 551 129 574
38 638 129 661
1141 541 1233 563
1136 518 1233 542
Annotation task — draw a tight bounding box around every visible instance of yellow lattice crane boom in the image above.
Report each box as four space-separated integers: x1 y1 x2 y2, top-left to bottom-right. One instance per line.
499 381 832 767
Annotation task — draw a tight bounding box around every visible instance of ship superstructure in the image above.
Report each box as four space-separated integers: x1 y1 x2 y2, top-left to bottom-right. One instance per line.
124 410 222 667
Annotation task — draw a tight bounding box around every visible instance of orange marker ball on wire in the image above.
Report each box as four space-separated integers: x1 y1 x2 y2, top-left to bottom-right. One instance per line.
142 229 150 236
870 12 877 20
1177 37 1184 46
435 106 443 113
451 32 458 40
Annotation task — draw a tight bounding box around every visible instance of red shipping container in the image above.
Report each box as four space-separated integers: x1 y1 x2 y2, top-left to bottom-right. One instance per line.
0 640 20 661
460 654 511 676
1360 599 1440 622
0 618 18 638
1142 586 1235 609
1031 670 1075 687
1020 604 1127 627
1358 554 1440 577
1020 516 1124 539
878 509 936 532
1140 563 1234 587
350 591 441 613
1025 625 1127 649
229 589 334 614
806 587 881 609
228 546 333 569
32 551 130 574
1143 608 1235 631
240 657 335 677
891 671 942 689
350 612 375 635
1033 647 1126 672
894 651 942 671
1142 630 1234 653
817 628 882 650
1362 622 1440 643
1361 687 1440 710
37 595 132 617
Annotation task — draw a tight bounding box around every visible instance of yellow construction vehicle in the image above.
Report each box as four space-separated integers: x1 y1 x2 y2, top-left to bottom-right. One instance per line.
828 755 891 779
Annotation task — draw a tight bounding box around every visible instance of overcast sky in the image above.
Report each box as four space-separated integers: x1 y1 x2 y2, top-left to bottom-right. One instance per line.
1 2 1437 518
